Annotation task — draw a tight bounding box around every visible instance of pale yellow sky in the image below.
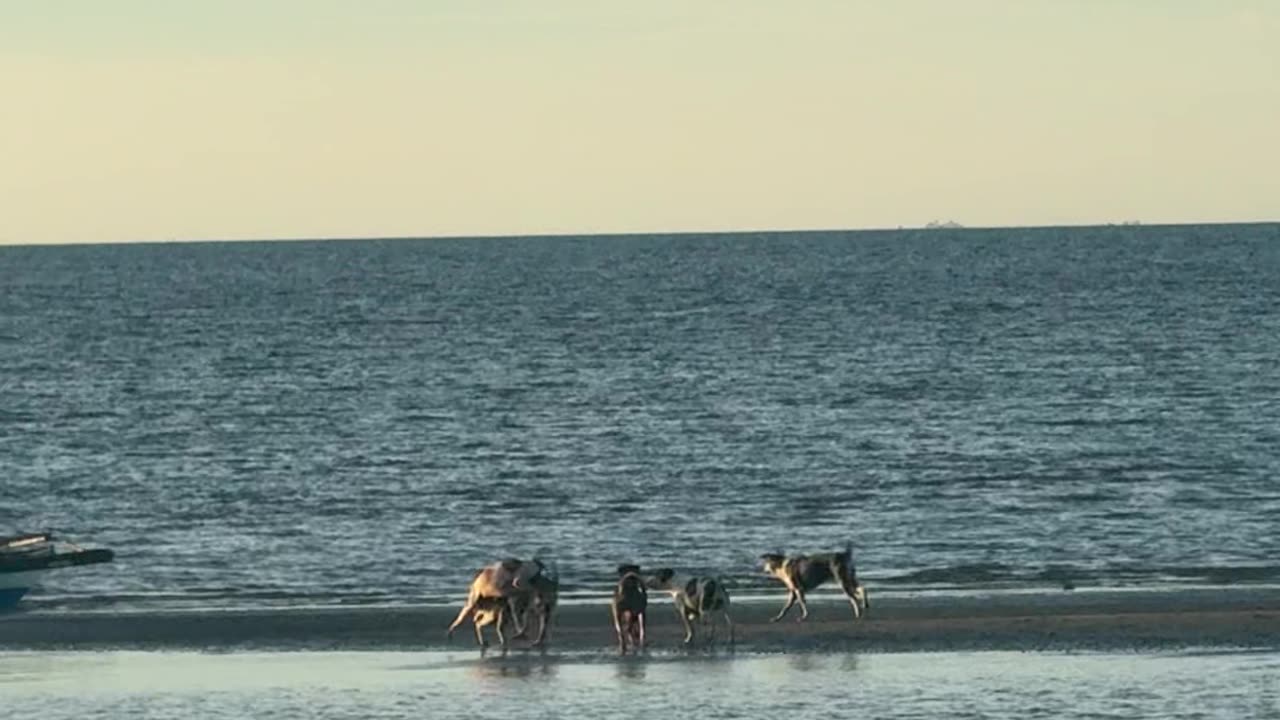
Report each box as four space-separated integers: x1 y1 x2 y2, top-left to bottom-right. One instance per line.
2 1 1277 245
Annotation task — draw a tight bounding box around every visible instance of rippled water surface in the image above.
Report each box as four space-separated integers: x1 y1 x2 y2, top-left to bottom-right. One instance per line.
3 225 1280 609
3 649 1278 720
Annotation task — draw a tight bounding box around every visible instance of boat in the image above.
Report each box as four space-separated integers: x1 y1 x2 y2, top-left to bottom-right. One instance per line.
0 532 114 610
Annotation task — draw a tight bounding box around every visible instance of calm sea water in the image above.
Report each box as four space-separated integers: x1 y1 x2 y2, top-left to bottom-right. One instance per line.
3 649 1278 719
3 225 1279 610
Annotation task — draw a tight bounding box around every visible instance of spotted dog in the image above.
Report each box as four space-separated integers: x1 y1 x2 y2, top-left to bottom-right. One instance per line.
759 542 868 622
646 568 733 646
610 564 648 654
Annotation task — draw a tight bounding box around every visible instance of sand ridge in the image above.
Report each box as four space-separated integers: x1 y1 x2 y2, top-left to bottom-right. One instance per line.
3 588 1278 653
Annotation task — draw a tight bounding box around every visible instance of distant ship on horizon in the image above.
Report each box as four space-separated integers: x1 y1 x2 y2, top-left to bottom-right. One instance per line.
925 220 964 229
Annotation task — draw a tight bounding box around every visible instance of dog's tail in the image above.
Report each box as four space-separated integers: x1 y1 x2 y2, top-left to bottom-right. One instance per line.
835 541 857 581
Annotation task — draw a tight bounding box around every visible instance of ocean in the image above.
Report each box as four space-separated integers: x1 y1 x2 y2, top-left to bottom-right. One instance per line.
3 224 1279 610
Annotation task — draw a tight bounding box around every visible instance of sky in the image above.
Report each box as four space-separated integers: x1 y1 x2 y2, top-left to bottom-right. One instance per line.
1 1 1277 245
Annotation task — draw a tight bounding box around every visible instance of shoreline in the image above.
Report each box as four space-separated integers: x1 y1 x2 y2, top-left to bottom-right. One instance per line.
3 587 1277 653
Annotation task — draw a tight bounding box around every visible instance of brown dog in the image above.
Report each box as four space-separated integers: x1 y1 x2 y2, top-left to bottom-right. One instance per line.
760 543 868 622
467 595 515 649
610 564 648 654
446 557 558 645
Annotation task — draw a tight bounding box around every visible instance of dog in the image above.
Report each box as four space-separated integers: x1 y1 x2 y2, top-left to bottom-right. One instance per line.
518 563 559 645
610 564 648 654
467 595 516 649
759 542 868 622
447 557 559 646
646 568 733 646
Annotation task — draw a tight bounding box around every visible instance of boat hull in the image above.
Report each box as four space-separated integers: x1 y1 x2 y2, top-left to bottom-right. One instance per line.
0 570 40 610
1 541 113 611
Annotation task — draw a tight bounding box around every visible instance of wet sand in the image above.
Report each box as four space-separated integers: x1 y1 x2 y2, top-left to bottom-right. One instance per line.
9 648 1280 720
2 588 1277 653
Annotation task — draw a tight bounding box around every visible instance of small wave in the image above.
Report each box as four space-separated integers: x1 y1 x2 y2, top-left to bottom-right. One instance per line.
399 413 453 423
886 563 1017 585
1148 565 1280 585
1031 417 1153 428
881 562 1280 589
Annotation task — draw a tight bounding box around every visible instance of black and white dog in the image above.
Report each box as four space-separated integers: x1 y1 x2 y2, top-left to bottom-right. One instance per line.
610 564 648 654
646 568 734 646
760 542 868 622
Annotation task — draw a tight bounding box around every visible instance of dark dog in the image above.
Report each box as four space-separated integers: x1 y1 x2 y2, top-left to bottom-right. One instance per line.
447 557 559 646
516 564 559 645
760 542 868 622
647 568 733 646
610 564 648 654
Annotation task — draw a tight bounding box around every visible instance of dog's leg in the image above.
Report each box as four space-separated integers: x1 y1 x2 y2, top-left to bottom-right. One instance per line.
725 588 735 648
771 589 798 622
447 590 480 639
524 599 550 645
472 608 493 648
612 605 626 654
495 606 508 648
795 588 810 621
638 611 647 650
676 604 694 645
836 566 864 619
507 595 528 638
532 603 551 647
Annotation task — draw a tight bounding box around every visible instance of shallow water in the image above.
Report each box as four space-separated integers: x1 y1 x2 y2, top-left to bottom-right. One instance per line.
3 649 1278 719
4 225 1280 610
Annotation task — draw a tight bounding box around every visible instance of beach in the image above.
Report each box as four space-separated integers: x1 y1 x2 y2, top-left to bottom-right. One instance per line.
4 588 1277 653
8 564 1279 719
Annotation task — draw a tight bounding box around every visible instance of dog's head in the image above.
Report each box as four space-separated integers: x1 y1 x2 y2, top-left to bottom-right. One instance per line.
645 567 676 591
759 553 787 576
531 574 559 611
853 584 870 615
511 558 547 590
525 559 559 605
616 563 642 578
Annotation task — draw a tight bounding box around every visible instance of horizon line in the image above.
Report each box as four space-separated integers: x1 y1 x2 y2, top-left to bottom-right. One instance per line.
3 218 1278 249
